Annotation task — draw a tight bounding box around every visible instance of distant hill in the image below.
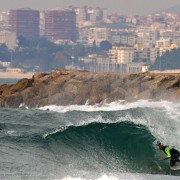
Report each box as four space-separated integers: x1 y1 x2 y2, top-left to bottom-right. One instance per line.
161 5 180 14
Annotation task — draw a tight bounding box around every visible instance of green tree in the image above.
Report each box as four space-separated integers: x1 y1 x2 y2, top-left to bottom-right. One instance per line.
0 44 11 60
100 41 112 51
150 48 180 70
51 52 71 69
17 36 29 48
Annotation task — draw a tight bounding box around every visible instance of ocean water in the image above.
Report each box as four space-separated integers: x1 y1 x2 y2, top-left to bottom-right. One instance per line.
0 79 180 180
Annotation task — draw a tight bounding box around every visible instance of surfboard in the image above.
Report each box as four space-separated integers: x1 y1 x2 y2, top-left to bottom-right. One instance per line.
170 162 180 170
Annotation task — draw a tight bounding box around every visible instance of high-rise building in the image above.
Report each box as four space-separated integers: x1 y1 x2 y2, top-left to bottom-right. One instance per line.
74 7 108 27
40 11 45 36
44 10 76 43
8 8 40 39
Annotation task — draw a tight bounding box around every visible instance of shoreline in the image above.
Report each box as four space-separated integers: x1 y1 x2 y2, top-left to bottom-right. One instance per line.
0 72 34 79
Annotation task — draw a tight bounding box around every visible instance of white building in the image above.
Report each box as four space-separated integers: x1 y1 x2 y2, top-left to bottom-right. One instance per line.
134 47 157 64
6 68 24 73
136 27 160 47
0 31 16 49
0 11 10 30
0 61 11 67
87 27 110 46
109 46 135 63
39 11 45 36
84 62 148 73
156 38 171 48
111 31 137 46
74 7 108 27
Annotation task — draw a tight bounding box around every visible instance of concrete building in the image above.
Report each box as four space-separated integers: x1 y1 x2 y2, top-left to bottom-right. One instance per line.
134 47 157 64
0 61 11 68
0 31 16 49
87 27 110 46
109 46 135 63
8 8 40 39
156 38 171 48
136 27 160 47
6 67 24 73
0 11 9 30
84 62 148 73
111 33 137 46
44 9 76 43
74 7 108 27
39 11 45 36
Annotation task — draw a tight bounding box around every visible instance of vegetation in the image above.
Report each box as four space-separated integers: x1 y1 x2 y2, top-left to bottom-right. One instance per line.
0 36 90 71
0 37 115 71
150 48 180 70
0 44 11 60
99 41 112 51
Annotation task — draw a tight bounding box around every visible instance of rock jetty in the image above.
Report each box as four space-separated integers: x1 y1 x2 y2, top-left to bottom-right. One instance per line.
0 70 180 108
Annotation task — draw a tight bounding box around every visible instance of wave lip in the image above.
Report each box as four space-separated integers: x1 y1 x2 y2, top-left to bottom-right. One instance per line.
61 173 180 180
39 100 180 113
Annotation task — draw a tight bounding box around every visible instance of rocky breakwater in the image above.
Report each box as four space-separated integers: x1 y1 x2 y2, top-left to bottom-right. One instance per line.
0 70 180 108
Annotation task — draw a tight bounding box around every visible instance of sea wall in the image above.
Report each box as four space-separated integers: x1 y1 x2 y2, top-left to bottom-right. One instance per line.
0 70 180 108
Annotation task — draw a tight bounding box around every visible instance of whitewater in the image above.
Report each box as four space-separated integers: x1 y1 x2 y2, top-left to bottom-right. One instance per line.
0 80 180 179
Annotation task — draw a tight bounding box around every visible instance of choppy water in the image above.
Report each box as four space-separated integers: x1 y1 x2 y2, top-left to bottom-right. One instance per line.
0 79 180 180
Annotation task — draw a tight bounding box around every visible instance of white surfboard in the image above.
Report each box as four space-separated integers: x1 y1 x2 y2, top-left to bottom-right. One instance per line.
170 162 180 170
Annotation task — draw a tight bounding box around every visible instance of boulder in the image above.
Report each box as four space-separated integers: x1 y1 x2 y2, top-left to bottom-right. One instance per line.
0 70 179 108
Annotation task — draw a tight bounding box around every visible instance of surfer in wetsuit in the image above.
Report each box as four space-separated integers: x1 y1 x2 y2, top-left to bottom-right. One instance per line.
157 143 180 167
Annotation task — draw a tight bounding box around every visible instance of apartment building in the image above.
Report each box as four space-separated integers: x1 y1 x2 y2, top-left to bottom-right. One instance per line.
111 33 137 46
0 31 16 49
87 27 110 46
44 9 76 43
74 7 108 27
156 38 171 48
109 46 134 63
136 27 160 47
134 46 157 64
0 11 9 30
8 8 40 39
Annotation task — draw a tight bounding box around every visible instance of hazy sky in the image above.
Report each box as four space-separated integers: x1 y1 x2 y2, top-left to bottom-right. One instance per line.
0 0 180 15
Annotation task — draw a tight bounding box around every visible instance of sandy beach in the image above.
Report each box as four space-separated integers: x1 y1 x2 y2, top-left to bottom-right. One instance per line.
0 72 34 79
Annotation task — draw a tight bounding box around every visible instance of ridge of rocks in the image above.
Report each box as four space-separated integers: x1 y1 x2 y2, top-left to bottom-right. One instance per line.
0 70 179 108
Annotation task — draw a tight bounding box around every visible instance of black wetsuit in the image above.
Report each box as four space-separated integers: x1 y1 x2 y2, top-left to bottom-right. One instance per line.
163 146 180 166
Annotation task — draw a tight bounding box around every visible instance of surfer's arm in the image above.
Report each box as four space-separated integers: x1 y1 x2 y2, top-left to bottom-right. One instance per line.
159 157 170 161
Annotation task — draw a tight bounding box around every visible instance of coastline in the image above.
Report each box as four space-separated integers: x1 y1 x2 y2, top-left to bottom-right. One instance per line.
0 72 34 79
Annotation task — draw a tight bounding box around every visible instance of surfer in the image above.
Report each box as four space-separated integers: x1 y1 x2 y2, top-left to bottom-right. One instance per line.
157 142 180 167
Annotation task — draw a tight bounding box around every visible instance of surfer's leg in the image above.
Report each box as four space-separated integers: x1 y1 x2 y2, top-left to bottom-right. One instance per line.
174 153 180 162
170 159 176 167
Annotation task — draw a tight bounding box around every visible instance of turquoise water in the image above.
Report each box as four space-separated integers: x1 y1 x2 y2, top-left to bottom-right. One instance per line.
0 79 180 179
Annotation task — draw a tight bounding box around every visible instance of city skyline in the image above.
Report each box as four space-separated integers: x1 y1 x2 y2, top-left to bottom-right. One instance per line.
0 0 180 15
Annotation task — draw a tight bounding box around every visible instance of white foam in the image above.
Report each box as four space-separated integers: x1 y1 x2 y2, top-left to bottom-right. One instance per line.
40 100 180 150
38 100 180 114
59 173 180 180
